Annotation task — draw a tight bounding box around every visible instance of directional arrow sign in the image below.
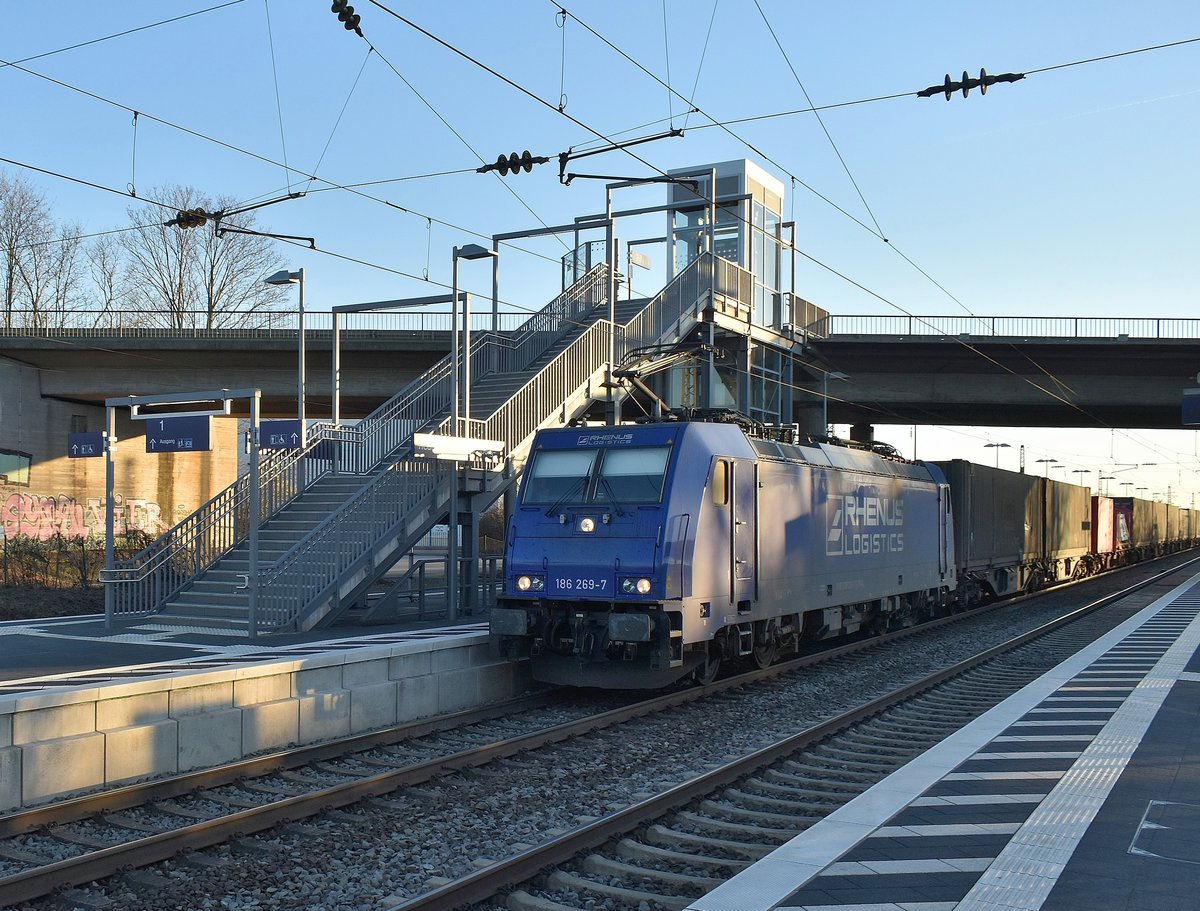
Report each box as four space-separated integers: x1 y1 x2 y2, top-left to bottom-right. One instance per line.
68 432 105 458
145 415 211 453
261 419 303 450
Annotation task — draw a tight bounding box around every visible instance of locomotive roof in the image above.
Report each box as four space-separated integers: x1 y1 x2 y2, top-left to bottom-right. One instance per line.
751 436 940 482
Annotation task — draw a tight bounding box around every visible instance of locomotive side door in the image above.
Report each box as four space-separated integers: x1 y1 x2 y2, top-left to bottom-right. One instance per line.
732 459 757 604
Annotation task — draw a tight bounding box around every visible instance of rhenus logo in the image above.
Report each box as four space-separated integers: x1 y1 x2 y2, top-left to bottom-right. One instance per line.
827 492 905 556
576 433 634 446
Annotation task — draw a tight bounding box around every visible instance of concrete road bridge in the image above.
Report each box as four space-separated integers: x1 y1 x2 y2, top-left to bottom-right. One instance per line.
4 310 1198 429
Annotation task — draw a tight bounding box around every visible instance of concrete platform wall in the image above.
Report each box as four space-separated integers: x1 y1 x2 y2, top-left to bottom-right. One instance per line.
0 632 530 812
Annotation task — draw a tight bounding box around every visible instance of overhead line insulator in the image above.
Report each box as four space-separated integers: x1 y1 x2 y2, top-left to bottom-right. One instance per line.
168 207 209 229
330 0 363 37
476 150 550 176
917 68 1025 100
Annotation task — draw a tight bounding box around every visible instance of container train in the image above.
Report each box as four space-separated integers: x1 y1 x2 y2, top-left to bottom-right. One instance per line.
489 416 1194 688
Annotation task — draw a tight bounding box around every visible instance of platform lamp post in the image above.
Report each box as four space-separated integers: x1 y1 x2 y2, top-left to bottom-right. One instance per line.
983 442 1010 468
1035 458 1059 476
1099 474 1115 495
1071 469 1091 487
821 371 849 435
448 243 498 622
263 268 306 427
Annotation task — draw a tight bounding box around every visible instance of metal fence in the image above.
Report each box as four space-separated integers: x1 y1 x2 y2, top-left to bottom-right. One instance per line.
0 309 530 339
819 314 1200 340
101 265 611 625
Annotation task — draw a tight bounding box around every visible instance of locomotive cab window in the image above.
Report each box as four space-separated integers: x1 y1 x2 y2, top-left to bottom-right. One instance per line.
522 449 597 505
596 447 670 502
711 459 729 506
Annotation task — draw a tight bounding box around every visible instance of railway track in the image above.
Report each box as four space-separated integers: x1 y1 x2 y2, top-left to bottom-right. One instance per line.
413 557 1199 911
1 554 1194 910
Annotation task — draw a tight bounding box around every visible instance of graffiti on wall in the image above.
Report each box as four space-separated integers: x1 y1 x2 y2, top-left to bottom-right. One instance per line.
1 492 168 541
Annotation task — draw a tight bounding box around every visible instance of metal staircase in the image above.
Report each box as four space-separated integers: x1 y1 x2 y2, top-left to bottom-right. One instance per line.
103 253 750 635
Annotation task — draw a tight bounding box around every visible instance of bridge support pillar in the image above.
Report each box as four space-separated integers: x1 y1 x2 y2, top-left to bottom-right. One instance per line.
850 423 874 445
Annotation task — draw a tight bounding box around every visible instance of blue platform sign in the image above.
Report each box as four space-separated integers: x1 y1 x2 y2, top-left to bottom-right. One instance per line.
1184 389 1200 426
261 419 303 450
68 432 104 459
145 415 211 453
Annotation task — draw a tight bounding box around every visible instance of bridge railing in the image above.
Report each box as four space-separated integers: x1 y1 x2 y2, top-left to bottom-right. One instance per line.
0 309 529 339
819 314 1200 339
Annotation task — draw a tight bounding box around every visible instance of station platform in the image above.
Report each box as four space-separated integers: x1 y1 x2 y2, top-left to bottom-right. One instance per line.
690 573 1200 911
0 611 484 695
0 611 524 813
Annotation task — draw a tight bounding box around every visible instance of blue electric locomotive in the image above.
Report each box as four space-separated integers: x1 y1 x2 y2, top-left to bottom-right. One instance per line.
490 419 955 688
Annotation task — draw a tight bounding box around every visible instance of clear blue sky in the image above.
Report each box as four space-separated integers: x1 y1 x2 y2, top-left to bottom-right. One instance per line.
4 2 1200 499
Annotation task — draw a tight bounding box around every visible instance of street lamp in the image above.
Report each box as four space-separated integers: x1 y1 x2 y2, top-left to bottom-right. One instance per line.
983 442 1011 468
1098 474 1115 495
451 244 499 436
821 371 849 435
1035 457 1059 476
1070 469 1091 486
263 268 305 426
448 243 498 623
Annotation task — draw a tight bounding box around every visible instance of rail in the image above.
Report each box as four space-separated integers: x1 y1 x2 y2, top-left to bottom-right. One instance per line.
819 314 1200 340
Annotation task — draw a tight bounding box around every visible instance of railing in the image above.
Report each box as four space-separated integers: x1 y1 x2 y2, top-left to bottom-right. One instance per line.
0 309 530 339
819 314 1200 340
623 253 725 353
257 273 613 633
102 443 323 615
102 265 610 620
256 460 441 630
257 255 750 633
492 262 610 374
449 321 615 452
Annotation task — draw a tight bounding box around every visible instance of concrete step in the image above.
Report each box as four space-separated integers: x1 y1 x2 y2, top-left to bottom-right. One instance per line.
153 611 250 633
168 591 250 610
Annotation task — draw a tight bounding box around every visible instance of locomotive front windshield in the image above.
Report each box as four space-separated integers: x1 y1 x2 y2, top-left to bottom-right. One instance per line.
522 445 671 506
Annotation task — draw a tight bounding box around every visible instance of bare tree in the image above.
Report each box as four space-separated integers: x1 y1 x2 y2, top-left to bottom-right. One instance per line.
0 173 85 330
85 234 132 330
121 186 290 330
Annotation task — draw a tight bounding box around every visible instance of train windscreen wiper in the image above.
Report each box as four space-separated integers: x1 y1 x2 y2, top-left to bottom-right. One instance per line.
597 477 627 517
544 476 587 517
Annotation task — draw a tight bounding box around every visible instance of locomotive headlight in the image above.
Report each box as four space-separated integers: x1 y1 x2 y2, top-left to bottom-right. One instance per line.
516 574 545 592
578 517 596 533
620 577 652 595
635 577 651 594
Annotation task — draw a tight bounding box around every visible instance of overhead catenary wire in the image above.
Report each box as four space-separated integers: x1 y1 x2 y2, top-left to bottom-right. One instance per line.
0 1 248 70
547 4 1197 433
6 10 1195 442
0 54 565 268
361 2 1153 433
751 0 887 240
262 0 293 192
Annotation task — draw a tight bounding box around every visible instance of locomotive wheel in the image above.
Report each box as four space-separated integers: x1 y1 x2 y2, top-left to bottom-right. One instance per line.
751 621 777 669
695 645 722 685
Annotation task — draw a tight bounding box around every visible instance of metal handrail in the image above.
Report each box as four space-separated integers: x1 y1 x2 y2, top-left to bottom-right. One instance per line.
256 284 615 633
102 266 611 620
261 259 719 633
0 309 531 338
817 314 1200 340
